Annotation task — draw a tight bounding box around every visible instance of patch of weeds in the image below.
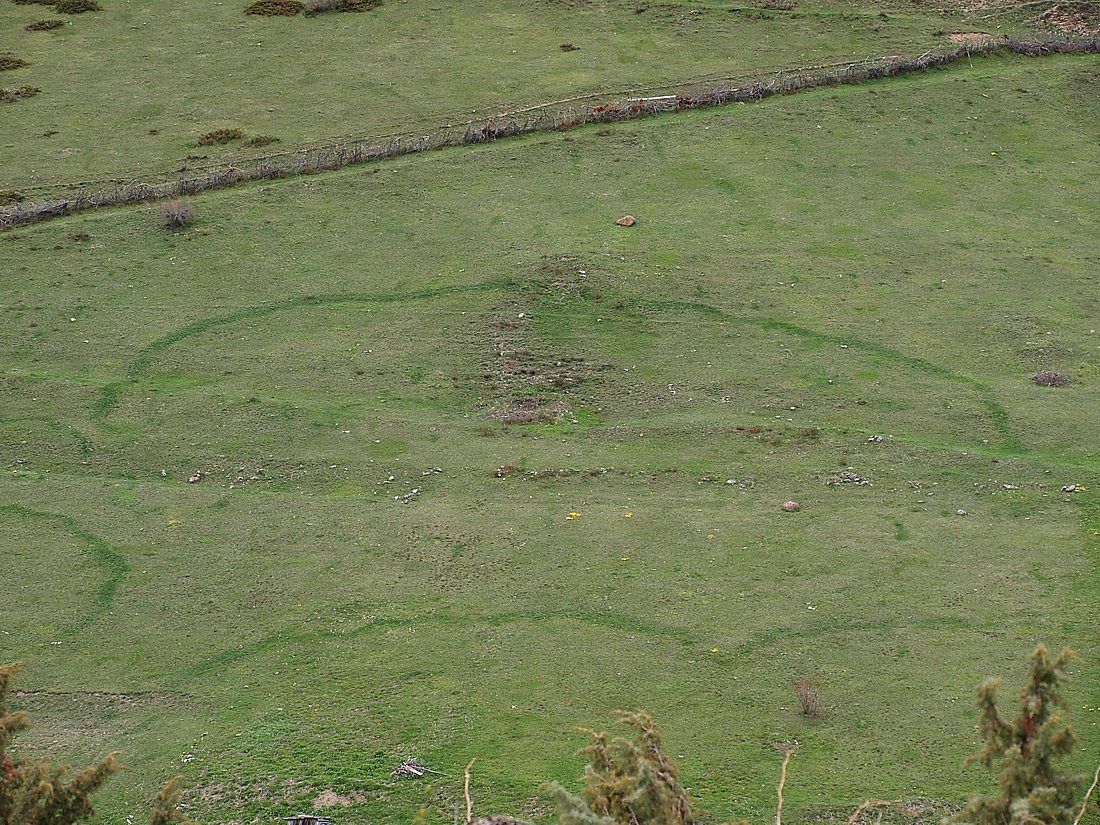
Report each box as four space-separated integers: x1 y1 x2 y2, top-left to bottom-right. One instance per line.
0 190 27 205
160 199 197 229
11 0 57 5
55 0 101 12
245 134 280 147
196 128 244 145
25 19 65 30
0 56 30 71
244 0 303 15
304 0 382 13
0 86 40 103
760 0 796 8
1031 370 1071 387
560 42 580 51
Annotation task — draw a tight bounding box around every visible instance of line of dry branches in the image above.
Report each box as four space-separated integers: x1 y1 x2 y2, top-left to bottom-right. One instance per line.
2 34 1097 230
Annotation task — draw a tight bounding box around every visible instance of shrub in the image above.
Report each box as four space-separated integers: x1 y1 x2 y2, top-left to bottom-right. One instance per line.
25 19 65 30
244 0 303 14
948 645 1082 825
11 0 57 5
0 56 30 71
0 85 40 102
160 199 196 229
794 676 824 718
304 0 382 12
245 134 280 147
0 190 26 205
550 710 698 825
196 128 244 145
0 663 122 825
1032 370 1071 387
55 0 101 12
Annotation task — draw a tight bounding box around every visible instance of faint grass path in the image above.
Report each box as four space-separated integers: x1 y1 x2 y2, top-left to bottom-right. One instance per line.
0 503 127 636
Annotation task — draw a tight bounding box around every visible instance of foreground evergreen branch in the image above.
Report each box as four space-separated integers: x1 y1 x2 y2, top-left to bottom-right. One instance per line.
948 646 1082 825
0 663 121 825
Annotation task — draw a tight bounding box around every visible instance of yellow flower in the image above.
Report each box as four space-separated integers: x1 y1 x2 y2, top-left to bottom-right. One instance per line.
706 533 715 540
566 512 583 520
167 519 182 527
620 555 631 561
710 648 719 654
624 512 633 518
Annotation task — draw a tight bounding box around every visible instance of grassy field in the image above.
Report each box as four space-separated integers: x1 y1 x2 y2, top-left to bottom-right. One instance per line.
0 0 1035 190
2 25 1099 825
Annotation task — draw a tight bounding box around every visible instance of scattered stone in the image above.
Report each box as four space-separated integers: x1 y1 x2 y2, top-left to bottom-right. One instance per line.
1002 483 1021 490
825 470 871 486
616 215 637 227
392 758 428 778
188 472 204 483
867 435 883 443
955 509 968 516
781 501 801 512
1061 484 1084 493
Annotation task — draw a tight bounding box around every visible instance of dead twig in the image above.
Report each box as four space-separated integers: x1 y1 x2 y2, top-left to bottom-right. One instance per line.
774 744 798 825
1073 765 1100 825
464 758 476 825
846 800 896 825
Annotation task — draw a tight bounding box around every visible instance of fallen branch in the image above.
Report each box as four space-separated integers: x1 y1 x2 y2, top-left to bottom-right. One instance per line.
1073 765 1100 825
846 800 897 825
465 758 476 825
775 745 797 825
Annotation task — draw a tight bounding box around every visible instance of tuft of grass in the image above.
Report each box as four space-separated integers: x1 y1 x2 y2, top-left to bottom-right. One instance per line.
0 85 40 103
304 0 382 12
55 0 101 12
196 128 244 146
794 676 825 718
0 56 31 72
1031 370 1071 387
159 199 196 229
244 134 280 147
0 190 26 205
25 19 66 30
244 0 303 14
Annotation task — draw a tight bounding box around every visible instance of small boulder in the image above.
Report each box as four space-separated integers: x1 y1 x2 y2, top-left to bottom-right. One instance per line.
616 215 636 227
781 501 801 512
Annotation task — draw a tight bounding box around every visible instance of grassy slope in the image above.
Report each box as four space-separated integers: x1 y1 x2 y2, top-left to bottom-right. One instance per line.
1 54 1099 824
1 0 1000 189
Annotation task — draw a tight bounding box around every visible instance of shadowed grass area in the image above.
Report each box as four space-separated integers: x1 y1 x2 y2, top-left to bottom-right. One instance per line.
0 53 1097 825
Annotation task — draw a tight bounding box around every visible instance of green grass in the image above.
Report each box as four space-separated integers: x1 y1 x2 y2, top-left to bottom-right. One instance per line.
1 50 1098 825
0 0 1019 188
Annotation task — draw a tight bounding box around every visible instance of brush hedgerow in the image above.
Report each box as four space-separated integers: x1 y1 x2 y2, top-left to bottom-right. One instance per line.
25 19 65 30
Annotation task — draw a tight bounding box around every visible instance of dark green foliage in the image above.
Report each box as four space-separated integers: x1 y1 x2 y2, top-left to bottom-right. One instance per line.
25 19 65 29
196 128 244 145
551 711 700 825
244 0 303 14
11 0 57 5
949 646 1082 825
0 56 30 71
55 0 100 12
0 663 121 825
0 191 25 205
